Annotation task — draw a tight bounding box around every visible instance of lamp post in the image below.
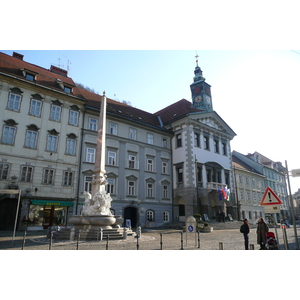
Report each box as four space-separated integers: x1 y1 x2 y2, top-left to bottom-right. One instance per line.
285 160 299 250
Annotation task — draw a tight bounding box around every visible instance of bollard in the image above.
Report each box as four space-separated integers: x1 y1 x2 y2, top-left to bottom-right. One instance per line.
49 231 53 250
76 232 80 250
160 233 163 250
180 231 184 250
99 228 103 241
197 231 200 249
22 230 27 250
136 235 139 250
219 242 224 250
282 225 289 250
250 244 254 250
106 235 109 250
123 227 128 240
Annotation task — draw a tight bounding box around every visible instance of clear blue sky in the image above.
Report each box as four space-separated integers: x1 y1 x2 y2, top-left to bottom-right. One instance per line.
1 50 300 193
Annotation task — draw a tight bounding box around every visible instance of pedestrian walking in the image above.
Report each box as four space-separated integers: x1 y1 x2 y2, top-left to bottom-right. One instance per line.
240 219 250 250
256 217 269 250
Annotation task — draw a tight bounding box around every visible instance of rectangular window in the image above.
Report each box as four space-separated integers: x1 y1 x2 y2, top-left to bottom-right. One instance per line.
222 142 227 155
2 126 16 145
0 163 9 180
162 138 167 148
21 166 33 182
147 158 154 172
29 99 42 117
69 110 79 126
162 162 168 174
163 211 169 222
129 128 137 140
194 133 200 147
25 73 35 81
214 139 219 153
64 86 72 93
128 155 137 169
89 118 97 131
147 133 154 145
163 185 168 198
147 183 154 197
84 176 92 193
43 168 54 184
50 105 61 121
47 135 58 152
107 178 115 194
177 167 183 183
176 134 182 148
128 181 135 196
108 151 116 166
204 136 210 150
109 123 117 135
86 148 96 163
63 171 74 186
25 130 38 149
7 93 21 111
66 139 76 155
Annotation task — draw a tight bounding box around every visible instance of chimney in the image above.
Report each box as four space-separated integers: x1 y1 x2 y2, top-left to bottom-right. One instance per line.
12 52 24 60
50 65 68 77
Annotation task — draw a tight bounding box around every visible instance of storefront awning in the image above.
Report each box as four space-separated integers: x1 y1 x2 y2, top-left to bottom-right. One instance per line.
31 200 74 207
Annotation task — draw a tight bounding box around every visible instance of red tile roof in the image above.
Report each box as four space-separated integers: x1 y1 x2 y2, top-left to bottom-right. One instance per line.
154 99 203 124
0 52 76 93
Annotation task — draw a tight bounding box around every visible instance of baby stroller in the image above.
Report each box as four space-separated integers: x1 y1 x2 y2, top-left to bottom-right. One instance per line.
266 232 278 250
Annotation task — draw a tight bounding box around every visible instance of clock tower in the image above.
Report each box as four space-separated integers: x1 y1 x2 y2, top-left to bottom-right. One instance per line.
190 55 213 112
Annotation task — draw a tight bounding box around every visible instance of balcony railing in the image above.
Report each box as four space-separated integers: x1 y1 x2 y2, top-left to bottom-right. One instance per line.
206 182 227 191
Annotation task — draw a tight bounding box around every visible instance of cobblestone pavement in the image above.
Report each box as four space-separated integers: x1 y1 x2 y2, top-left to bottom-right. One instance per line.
1 222 299 250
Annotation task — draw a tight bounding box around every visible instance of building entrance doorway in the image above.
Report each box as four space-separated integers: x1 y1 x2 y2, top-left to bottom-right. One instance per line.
0 198 18 230
124 206 138 228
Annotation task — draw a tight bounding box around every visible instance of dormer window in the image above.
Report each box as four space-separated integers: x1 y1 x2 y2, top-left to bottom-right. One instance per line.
56 79 73 94
20 68 38 82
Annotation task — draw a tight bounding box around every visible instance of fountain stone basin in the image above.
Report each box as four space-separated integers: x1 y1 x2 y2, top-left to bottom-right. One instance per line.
69 215 123 229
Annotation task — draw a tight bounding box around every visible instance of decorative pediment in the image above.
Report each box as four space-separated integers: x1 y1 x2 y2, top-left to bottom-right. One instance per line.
126 174 138 181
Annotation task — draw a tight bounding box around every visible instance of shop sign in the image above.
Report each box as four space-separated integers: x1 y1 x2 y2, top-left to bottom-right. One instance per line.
31 200 74 207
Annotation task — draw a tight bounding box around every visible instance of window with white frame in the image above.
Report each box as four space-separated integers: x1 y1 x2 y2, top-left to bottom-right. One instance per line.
46 133 58 152
108 151 116 166
163 185 168 198
128 155 137 169
147 133 154 145
247 191 251 202
106 178 115 194
25 130 38 149
7 88 22 111
50 103 62 121
146 210 155 222
194 133 200 147
0 163 10 180
63 171 74 186
2 122 17 145
240 190 245 202
84 176 92 193
66 137 76 155
128 181 135 196
89 118 97 131
147 158 154 172
69 110 79 126
86 148 96 163
20 166 33 182
162 161 168 174
109 123 117 135
43 168 54 184
162 137 167 148
163 211 169 222
176 134 182 148
29 98 42 117
147 183 154 197
129 128 137 140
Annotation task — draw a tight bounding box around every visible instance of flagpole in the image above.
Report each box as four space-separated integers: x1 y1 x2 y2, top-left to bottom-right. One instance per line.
285 160 299 250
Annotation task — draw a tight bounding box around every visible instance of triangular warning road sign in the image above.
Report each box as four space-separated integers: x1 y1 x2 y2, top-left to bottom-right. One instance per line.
260 187 283 206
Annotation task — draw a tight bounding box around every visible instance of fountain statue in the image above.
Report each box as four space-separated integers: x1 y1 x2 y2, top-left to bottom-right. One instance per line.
69 92 123 235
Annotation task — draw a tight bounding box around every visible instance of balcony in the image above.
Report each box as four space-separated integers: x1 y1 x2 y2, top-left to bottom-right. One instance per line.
206 182 227 191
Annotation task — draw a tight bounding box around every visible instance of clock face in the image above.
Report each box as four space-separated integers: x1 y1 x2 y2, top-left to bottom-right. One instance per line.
195 95 202 103
205 95 211 102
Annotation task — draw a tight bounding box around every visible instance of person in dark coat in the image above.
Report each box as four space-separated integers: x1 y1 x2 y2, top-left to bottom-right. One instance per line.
240 219 250 250
256 217 269 250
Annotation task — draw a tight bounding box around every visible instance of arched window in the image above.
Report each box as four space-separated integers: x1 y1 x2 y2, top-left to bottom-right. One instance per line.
146 210 155 222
